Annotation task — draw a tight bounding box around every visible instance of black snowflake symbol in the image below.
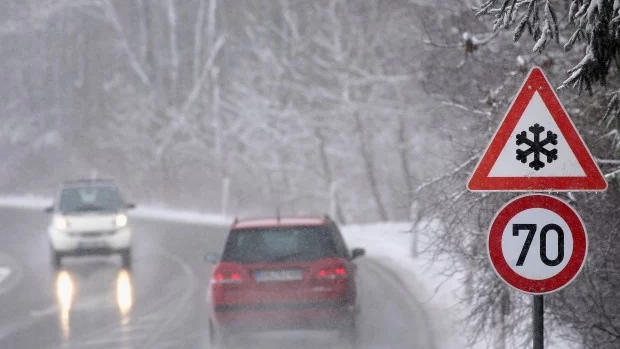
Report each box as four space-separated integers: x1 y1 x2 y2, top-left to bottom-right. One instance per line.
515 123 558 171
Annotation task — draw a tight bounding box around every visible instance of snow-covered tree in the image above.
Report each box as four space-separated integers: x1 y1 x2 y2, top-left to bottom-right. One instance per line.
417 1 620 348
0 0 445 221
477 0 618 93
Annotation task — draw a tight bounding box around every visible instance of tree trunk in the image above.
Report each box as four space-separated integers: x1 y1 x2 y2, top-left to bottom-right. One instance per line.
221 176 230 216
160 151 177 204
192 0 207 85
354 112 388 221
495 291 510 349
399 114 421 255
137 0 149 62
329 181 347 224
316 128 346 224
398 114 415 207
410 201 420 257
166 0 179 103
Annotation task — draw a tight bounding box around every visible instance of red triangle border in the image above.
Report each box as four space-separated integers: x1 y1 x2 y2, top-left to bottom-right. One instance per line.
467 67 607 192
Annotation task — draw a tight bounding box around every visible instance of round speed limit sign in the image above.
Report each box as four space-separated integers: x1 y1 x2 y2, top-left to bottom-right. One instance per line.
488 194 588 294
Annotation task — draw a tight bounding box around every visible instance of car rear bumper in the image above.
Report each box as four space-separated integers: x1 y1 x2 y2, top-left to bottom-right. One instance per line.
212 301 356 332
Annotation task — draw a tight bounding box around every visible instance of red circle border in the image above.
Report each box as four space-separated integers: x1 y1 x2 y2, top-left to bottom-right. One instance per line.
487 194 588 294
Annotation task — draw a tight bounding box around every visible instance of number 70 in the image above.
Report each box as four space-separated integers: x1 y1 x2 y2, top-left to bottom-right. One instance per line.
512 224 565 267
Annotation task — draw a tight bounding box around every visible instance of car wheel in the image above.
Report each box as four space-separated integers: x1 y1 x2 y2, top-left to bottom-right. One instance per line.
340 316 358 349
209 321 231 349
208 320 215 346
121 249 132 269
217 332 232 349
51 247 62 269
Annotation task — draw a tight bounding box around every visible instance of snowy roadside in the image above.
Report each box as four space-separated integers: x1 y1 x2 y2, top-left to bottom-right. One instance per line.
342 222 467 349
0 196 51 210
0 195 232 226
342 222 580 349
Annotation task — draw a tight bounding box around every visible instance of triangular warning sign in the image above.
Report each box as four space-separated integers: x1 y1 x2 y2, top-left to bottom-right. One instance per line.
468 67 607 192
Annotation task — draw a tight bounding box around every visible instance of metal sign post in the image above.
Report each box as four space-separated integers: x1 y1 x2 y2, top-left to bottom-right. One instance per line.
533 295 544 349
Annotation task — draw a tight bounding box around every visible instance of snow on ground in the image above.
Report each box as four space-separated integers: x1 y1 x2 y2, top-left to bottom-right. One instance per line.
342 221 468 349
342 221 581 349
0 195 51 210
0 195 232 226
130 206 232 225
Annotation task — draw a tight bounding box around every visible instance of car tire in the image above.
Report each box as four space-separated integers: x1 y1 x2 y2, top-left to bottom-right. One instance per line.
340 316 358 349
217 333 231 349
209 321 231 349
51 247 62 269
121 248 132 269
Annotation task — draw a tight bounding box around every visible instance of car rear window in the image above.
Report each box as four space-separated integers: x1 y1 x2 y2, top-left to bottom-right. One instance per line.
222 226 340 263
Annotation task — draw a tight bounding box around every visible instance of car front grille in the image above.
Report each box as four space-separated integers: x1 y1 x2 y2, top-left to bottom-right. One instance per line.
82 231 104 237
74 231 115 238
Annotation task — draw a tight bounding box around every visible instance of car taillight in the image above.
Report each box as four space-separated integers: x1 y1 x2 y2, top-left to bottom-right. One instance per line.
212 272 243 284
315 266 348 280
211 263 246 285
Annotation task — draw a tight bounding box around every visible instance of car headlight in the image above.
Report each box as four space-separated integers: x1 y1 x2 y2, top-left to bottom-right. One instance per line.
115 214 128 228
53 216 69 230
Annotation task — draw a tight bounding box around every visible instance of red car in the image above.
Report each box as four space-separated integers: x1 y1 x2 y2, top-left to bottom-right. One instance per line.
207 215 365 348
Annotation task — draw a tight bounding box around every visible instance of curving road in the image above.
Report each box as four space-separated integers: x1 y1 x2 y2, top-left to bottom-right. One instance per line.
0 207 438 349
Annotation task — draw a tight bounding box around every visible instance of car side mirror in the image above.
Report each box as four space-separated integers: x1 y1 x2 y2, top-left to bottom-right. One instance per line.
126 203 136 210
204 253 221 264
351 248 366 260
44 206 54 214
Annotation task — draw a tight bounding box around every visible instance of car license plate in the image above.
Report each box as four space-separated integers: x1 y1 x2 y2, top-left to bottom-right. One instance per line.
255 269 303 282
78 241 106 249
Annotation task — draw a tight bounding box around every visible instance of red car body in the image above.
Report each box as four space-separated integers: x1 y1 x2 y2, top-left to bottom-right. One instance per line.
208 216 363 343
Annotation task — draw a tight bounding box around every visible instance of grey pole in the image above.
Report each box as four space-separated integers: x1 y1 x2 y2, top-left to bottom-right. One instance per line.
533 295 544 349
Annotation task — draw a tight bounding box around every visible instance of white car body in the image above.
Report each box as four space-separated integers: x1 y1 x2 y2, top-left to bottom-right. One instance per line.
47 180 135 267
48 212 131 253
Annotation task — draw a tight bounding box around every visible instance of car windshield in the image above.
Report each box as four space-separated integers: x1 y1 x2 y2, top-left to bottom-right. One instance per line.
222 227 339 264
58 185 124 213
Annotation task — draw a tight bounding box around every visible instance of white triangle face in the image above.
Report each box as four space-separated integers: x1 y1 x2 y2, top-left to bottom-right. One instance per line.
488 92 586 177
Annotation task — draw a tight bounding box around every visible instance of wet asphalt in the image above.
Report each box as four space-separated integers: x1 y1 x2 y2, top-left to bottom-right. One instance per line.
0 207 437 349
